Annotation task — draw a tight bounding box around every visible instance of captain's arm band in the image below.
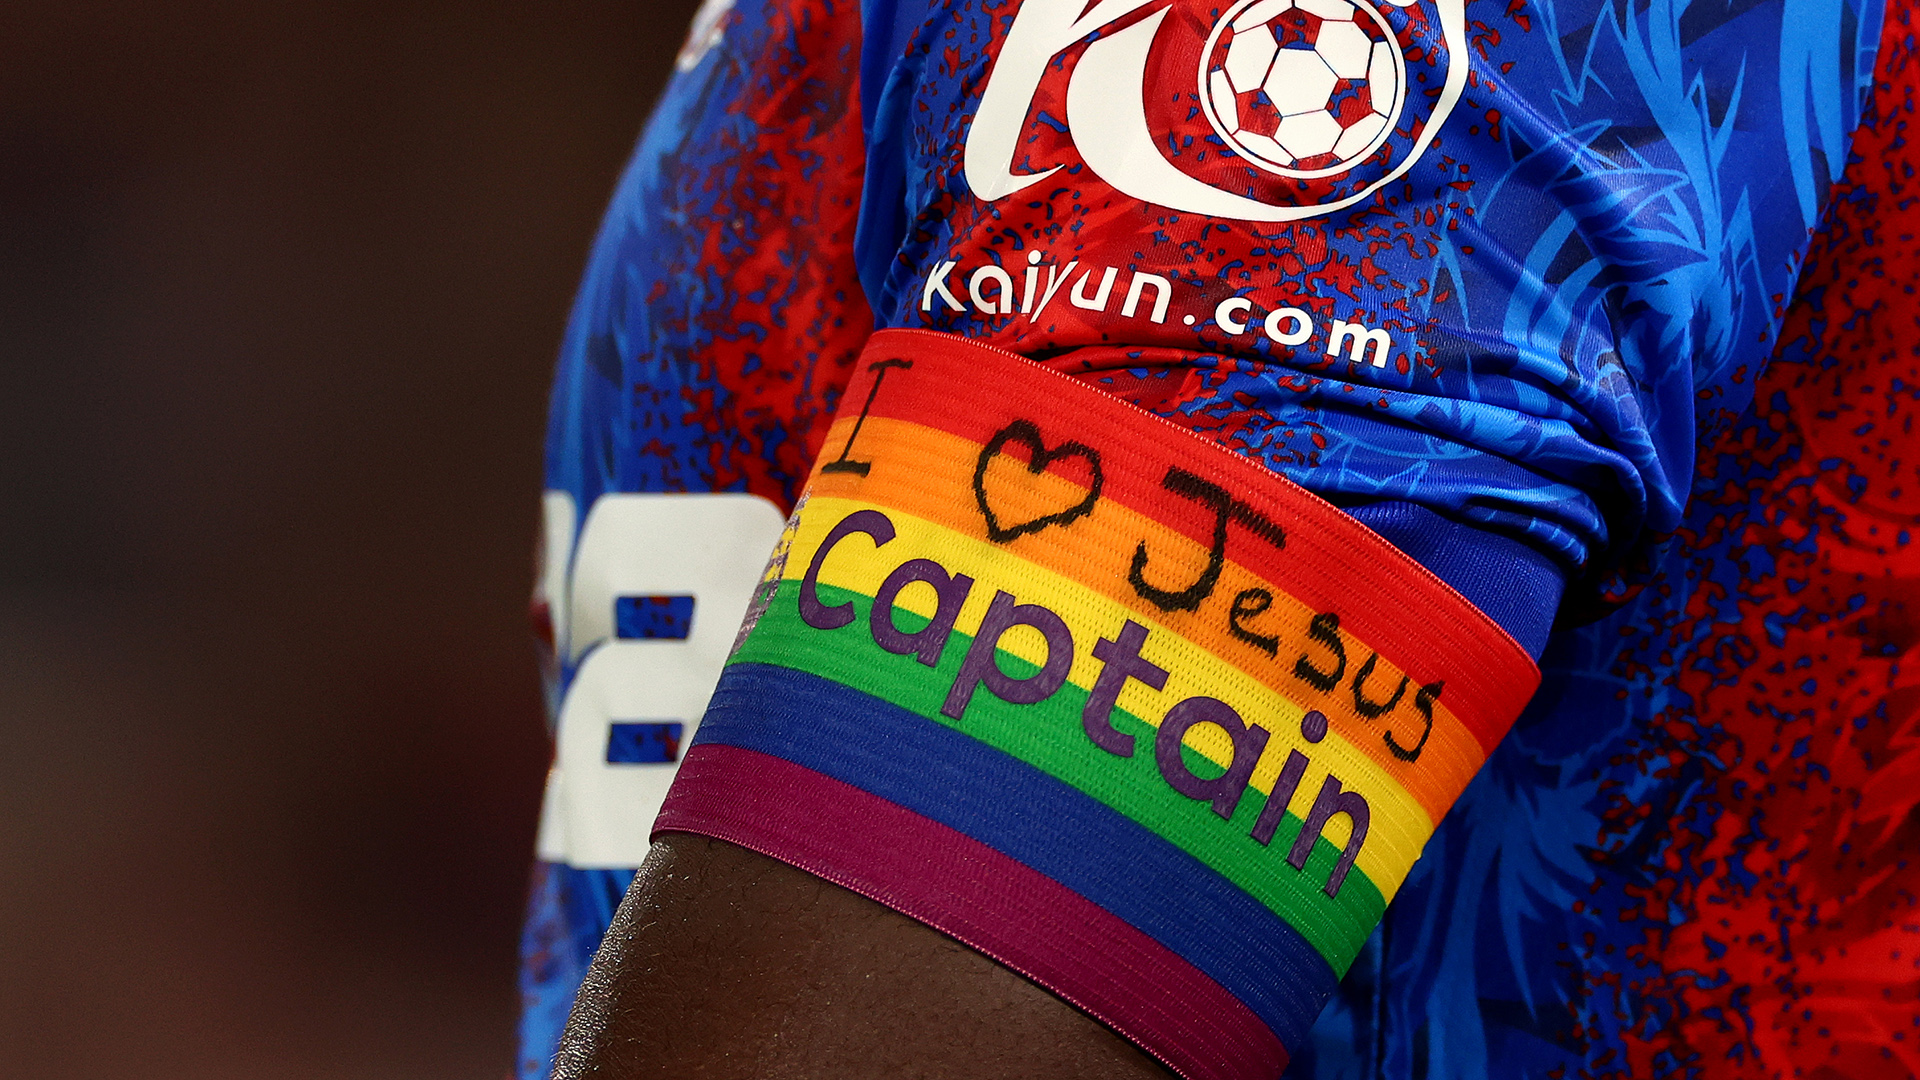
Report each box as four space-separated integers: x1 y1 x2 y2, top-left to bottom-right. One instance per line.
656 328 1540 1080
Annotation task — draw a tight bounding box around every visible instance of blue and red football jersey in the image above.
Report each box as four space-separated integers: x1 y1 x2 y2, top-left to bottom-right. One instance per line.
519 0 1919 1075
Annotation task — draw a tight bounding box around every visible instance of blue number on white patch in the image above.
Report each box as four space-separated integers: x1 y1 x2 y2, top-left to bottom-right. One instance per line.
535 492 786 868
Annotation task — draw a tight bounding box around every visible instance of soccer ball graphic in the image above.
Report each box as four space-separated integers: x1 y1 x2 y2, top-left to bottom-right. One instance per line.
1199 0 1404 178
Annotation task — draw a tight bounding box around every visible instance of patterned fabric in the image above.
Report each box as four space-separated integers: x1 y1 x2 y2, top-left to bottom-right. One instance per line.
856 0 1880 589
1317 17 1920 1074
518 0 1919 1076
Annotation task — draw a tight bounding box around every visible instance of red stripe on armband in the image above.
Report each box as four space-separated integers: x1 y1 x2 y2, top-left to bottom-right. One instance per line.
659 328 1540 1079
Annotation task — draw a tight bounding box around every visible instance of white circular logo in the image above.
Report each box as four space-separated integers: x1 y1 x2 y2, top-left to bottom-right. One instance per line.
1198 0 1407 179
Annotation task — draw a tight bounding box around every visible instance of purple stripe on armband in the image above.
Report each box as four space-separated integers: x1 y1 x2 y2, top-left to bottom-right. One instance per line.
656 743 1290 1080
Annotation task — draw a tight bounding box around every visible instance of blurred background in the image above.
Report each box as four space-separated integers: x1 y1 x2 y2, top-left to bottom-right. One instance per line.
0 3 698 1076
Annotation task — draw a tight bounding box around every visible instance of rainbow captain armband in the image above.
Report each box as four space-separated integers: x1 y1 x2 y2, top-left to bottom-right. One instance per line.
656 329 1540 1080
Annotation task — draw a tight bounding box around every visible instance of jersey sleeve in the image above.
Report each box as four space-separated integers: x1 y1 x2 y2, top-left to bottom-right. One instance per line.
852 0 1883 649
529 0 1888 1077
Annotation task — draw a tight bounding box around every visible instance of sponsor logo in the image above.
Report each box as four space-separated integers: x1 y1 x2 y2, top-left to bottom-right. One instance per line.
921 251 1400 366
964 0 1467 222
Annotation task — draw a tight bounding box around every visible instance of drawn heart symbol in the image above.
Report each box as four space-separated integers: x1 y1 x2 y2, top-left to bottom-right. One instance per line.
972 419 1105 543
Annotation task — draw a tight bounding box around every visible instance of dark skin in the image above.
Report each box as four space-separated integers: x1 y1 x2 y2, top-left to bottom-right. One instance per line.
552 833 1178 1079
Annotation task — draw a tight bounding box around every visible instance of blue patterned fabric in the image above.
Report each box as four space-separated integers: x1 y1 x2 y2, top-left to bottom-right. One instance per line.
855 0 1881 585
